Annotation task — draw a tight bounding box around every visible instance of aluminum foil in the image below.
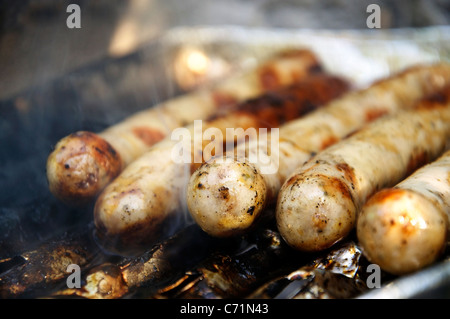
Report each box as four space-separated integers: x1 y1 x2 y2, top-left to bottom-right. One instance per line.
160 25 450 89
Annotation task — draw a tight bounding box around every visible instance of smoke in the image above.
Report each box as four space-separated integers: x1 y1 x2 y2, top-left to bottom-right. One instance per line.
0 34 187 258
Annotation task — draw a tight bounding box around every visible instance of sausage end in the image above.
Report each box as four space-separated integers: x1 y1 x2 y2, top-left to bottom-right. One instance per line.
187 156 267 237
357 188 448 275
276 172 357 252
46 131 123 205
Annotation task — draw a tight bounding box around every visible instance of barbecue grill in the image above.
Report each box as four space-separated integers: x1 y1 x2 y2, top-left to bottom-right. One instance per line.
1 3 450 299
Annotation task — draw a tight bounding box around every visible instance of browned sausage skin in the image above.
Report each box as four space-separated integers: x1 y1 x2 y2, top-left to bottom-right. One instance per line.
277 106 450 252
46 49 322 205
46 131 123 205
187 63 450 238
94 74 349 252
357 150 450 275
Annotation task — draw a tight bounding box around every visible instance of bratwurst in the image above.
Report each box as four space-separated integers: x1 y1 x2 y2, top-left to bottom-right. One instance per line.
357 149 450 275
187 63 450 238
47 50 321 205
277 106 450 252
94 73 349 253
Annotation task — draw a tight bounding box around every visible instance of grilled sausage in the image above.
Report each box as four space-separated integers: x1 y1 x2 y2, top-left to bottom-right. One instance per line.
47 49 321 205
357 150 450 275
187 63 450 238
93 74 349 253
277 106 450 252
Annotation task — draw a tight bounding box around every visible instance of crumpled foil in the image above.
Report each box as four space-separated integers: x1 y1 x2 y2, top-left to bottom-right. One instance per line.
161 25 450 90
